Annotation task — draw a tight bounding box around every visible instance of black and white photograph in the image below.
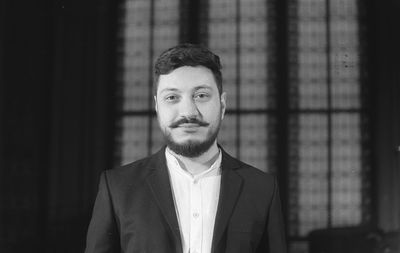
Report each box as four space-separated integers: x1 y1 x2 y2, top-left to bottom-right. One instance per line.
1 0 399 252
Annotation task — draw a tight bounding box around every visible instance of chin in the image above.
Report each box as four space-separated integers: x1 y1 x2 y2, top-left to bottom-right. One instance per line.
178 135 204 141
171 133 205 143
165 134 217 158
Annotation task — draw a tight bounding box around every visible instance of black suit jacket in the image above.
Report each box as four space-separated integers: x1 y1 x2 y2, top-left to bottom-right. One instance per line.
85 147 287 253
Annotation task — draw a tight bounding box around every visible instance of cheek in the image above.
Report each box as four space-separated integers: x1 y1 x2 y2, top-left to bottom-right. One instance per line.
200 102 221 119
157 106 175 123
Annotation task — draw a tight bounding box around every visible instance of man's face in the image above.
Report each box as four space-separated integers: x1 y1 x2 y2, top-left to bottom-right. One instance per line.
155 66 226 157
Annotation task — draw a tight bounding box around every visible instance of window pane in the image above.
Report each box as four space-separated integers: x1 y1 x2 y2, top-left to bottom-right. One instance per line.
152 0 179 62
208 0 238 110
332 113 362 226
290 0 328 109
240 114 274 172
330 0 360 109
217 114 238 157
208 0 275 110
289 114 329 236
120 0 152 111
117 116 149 165
239 0 270 109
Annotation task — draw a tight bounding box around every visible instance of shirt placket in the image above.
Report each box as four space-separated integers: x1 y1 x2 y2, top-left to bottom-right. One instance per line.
189 177 202 253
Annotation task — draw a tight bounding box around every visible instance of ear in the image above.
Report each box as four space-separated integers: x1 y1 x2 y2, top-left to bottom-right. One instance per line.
220 92 227 120
154 95 158 113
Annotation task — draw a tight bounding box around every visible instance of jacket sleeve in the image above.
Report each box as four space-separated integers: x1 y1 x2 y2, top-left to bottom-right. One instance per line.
258 177 288 253
85 171 120 253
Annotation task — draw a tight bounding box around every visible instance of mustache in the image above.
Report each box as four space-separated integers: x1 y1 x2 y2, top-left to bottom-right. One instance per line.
169 118 209 128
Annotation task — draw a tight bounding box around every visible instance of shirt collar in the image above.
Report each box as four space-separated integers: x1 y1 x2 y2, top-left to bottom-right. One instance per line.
165 147 222 180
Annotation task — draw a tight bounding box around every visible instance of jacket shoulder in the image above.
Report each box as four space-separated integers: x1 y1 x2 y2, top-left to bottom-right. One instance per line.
236 160 276 184
103 150 163 188
221 148 275 183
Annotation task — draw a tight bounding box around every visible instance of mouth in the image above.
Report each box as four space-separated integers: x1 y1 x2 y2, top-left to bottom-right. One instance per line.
178 123 201 128
177 124 202 133
169 119 209 129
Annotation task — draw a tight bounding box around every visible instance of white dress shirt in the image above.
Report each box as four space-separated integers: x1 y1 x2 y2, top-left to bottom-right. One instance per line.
165 148 222 253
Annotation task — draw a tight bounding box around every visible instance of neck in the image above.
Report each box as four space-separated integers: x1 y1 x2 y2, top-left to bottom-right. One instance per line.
169 141 220 175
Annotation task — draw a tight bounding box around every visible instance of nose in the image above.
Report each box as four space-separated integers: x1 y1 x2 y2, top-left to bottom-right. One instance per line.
179 97 199 119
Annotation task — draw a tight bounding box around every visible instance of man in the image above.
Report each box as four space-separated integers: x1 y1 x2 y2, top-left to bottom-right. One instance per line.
85 44 287 253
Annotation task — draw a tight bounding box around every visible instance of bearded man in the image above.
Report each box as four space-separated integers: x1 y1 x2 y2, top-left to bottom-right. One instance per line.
85 44 287 253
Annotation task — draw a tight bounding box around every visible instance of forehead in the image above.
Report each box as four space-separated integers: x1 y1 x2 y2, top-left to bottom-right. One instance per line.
157 66 217 94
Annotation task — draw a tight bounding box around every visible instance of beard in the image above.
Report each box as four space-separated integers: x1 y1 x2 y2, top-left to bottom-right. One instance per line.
164 127 219 158
160 115 222 158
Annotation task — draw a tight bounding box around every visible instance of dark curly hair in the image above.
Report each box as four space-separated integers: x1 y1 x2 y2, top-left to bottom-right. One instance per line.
154 43 223 94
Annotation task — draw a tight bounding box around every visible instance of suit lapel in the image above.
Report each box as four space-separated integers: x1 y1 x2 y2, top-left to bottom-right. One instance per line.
144 147 243 253
145 148 182 253
211 149 243 253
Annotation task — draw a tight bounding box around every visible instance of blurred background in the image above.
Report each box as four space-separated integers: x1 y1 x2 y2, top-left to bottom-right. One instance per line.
1 0 399 252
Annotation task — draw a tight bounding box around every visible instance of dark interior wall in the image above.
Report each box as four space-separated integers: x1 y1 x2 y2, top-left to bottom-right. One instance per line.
1 1 54 252
371 0 400 232
0 0 119 252
45 1 119 251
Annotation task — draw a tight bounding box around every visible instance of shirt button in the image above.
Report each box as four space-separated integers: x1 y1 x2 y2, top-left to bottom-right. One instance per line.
193 212 199 218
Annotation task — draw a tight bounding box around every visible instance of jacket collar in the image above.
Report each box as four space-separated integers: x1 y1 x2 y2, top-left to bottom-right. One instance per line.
145 146 244 253
212 147 243 252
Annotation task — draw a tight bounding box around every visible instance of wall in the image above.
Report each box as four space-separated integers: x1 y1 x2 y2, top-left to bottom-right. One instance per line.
0 0 119 252
371 0 400 232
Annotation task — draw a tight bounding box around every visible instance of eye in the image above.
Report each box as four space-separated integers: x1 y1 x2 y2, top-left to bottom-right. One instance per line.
165 94 179 103
194 92 210 101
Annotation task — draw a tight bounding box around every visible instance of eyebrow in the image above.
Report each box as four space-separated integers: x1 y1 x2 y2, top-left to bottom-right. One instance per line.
193 85 213 91
159 85 213 94
159 88 180 94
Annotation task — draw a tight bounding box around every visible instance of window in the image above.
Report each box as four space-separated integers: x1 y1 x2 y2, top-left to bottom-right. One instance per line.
114 0 372 251
114 0 180 164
